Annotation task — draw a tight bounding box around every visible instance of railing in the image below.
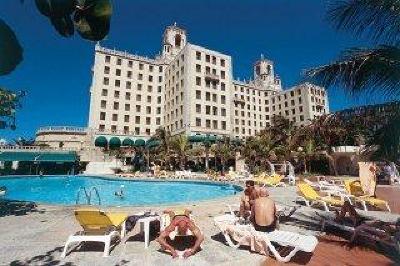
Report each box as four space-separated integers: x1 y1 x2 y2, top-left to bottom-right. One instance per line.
88 187 101 205
95 45 162 65
0 145 78 152
37 126 87 134
76 187 90 205
204 72 220 81
332 146 360 153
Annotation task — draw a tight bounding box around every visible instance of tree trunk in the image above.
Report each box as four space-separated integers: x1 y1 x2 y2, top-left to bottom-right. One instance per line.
205 147 209 171
304 158 308 174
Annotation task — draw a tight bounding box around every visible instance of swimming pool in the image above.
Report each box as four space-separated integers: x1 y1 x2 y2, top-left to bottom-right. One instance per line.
0 175 242 206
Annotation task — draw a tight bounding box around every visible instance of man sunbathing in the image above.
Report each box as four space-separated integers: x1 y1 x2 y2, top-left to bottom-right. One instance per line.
239 180 262 218
250 187 277 232
157 209 204 259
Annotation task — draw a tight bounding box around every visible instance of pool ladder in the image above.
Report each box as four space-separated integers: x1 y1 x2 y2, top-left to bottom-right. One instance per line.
76 186 101 205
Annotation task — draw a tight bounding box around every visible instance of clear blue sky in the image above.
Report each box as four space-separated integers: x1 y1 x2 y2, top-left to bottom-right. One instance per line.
0 0 397 141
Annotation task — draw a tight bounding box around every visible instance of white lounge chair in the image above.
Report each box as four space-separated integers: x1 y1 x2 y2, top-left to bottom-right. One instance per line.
61 209 128 258
253 229 318 263
214 214 318 263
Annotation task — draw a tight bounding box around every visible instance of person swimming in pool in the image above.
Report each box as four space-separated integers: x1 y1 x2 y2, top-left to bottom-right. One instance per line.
157 208 204 259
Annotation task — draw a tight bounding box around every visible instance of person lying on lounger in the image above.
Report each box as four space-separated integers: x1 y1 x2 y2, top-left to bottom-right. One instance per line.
157 209 204 259
335 201 400 250
239 180 262 218
250 187 277 232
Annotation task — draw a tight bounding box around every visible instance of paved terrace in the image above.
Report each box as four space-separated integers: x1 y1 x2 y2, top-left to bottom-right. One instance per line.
1 185 399 266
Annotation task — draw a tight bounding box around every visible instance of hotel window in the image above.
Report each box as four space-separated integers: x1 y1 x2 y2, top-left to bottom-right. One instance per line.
196 90 201 99
128 60 133 68
148 75 153 82
147 85 153 92
158 86 162 93
157 96 161 104
221 82 225 91
127 71 132 78
136 95 141 101
206 92 211 101
105 55 110 63
123 126 129 134
135 116 140 123
111 125 117 131
125 104 130 111
104 66 110 74
117 58 122 65
99 124 105 131
196 51 201 60
212 56 216 64
147 96 151 103
115 80 120 87
221 95 226 104
221 108 226 116
298 97 302 104
206 119 211 128
135 127 140 135
159 66 163 72
221 121 226 130
221 71 225 79
113 102 119 110
124 115 129 122
146 129 151 135
137 84 142 91
299 106 303 112
116 69 121 76
300 115 304 121
114 91 120 98
213 106 218 115
196 104 201 113
100 112 106 120
103 77 109 85
156 107 161 114
196 64 201 73
158 76 162 82
290 91 295 96
125 92 131 100
156 117 161 125
205 54 210 62
212 94 217 102
146 117 151 125
139 63 144 70
138 74 143 80
220 59 225 67
196 77 201 86
213 120 218 128
101 89 108 96
149 65 154 72
100 100 106 108
196 118 201 127
206 105 211 115
126 81 131 89
146 106 151 114
112 114 118 121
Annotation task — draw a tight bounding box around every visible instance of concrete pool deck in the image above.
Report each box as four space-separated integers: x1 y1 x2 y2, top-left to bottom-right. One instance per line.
1 186 399 266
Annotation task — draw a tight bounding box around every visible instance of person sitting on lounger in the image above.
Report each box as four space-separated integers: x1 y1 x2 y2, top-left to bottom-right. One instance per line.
239 180 262 218
157 209 204 259
250 187 277 232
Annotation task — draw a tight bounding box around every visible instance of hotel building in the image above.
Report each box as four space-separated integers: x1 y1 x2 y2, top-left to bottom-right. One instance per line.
88 24 329 142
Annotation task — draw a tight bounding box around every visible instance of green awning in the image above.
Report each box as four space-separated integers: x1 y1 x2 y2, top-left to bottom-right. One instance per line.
109 137 121 149
134 139 145 147
188 135 204 143
122 138 134 147
94 136 107 147
146 140 160 148
0 151 77 162
205 135 217 143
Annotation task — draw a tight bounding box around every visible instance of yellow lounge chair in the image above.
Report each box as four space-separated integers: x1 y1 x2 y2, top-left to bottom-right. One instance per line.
260 174 286 187
61 208 128 258
253 172 268 184
297 183 344 211
344 180 391 212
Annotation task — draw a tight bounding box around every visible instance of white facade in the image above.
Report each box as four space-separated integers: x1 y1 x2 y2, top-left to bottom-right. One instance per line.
88 24 329 141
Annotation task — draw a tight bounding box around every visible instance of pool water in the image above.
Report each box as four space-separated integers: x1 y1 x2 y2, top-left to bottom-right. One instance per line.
0 175 242 206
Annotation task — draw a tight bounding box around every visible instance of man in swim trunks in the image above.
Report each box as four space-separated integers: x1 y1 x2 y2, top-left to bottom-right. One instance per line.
239 180 262 218
157 209 204 259
250 187 277 232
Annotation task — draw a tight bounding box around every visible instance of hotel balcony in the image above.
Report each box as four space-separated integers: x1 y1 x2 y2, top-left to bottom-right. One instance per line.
204 72 220 82
233 96 245 105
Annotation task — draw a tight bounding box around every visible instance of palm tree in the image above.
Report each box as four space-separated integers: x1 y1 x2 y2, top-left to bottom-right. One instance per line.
170 134 189 170
306 0 400 161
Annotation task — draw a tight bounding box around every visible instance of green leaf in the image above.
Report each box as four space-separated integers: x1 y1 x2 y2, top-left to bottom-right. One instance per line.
74 0 112 41
35 0 76 18
50 15 74 37
0 18 23 76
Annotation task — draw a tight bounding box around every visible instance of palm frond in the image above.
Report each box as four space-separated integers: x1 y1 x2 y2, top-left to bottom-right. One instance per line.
305 45 400 96
328 0 400 44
